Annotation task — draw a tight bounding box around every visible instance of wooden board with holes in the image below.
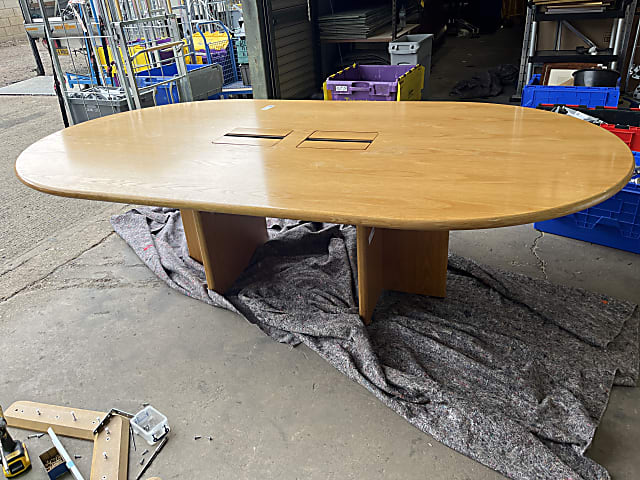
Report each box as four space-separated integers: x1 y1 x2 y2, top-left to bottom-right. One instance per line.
14 100 635 323
5 401 105 440
5 401 129 480
91 414 129 480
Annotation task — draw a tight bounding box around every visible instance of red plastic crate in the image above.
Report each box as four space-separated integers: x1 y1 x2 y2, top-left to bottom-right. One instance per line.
600 124 640 150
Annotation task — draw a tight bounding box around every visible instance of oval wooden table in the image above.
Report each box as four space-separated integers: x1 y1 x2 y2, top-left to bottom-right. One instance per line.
15 100 635 323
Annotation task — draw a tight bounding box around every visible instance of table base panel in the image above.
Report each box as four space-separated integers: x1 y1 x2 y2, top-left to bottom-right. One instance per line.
181 209 269 293
182 212 448 322
356 227 449 324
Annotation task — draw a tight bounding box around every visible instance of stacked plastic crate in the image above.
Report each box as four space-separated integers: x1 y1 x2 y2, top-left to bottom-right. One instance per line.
519 73 640 254
533 105 640 254
521 74 620 109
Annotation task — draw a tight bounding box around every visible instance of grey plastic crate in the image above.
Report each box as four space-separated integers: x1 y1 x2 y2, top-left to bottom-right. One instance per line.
67 87 154 124
189 64 224 101
388 34 433 99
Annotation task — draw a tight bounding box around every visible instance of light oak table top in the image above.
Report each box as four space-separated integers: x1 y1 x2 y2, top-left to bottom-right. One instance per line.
15 100 634 231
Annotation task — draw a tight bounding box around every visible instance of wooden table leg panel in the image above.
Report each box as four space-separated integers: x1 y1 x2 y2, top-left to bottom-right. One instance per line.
181 209 203 263
382 229 449 297
357 226 385 325
357 227 449 324
181 209 268 293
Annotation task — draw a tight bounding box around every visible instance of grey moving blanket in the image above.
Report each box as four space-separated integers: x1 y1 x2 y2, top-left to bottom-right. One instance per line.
112 207 639 480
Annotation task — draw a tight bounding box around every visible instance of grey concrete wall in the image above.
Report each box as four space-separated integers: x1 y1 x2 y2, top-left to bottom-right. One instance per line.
242 0 271 99
0 0 25 44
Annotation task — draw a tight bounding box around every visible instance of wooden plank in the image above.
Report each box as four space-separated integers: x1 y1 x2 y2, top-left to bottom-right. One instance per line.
90 414 129 480
5 401 105 440
357 226 384 324
6 401 130 480
186 211 268 293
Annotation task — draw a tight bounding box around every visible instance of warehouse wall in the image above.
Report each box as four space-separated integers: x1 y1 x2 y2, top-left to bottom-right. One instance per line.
0 0 25 44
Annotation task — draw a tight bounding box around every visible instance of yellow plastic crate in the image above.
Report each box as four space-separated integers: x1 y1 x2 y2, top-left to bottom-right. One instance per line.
190 31 229 51
184 32 229 65
97 44 154 75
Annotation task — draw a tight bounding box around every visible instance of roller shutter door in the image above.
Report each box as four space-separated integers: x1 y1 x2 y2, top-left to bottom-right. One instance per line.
270 0 317 99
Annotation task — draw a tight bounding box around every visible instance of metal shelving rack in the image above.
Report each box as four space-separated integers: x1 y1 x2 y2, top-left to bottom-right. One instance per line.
515 0 638 99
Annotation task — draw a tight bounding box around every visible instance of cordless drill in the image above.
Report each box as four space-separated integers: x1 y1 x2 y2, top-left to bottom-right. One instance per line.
0 406 30 478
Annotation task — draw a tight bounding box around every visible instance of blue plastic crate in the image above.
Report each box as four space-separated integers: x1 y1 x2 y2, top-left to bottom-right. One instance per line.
65 72 116 87
534 152 640 254
136 75 179 105
136 64 221 105
521 74 619 109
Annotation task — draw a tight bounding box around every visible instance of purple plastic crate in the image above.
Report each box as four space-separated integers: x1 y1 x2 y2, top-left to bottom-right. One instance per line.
325 64 416 101
194 49 232 83
194 48 227 64
156 38 175 61
130 38 175 62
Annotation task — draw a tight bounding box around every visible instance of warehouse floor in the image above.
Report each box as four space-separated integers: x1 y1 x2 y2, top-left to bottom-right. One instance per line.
1 217 638 480
1 30 639 480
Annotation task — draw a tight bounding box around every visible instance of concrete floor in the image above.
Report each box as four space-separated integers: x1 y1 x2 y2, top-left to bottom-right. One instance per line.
0 39 80 88
0 94 129 303
0 224 638 480
1 30 639 480
430 24 523 103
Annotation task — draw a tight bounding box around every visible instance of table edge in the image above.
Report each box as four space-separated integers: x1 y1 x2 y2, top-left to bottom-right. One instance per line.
15 157 635 231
